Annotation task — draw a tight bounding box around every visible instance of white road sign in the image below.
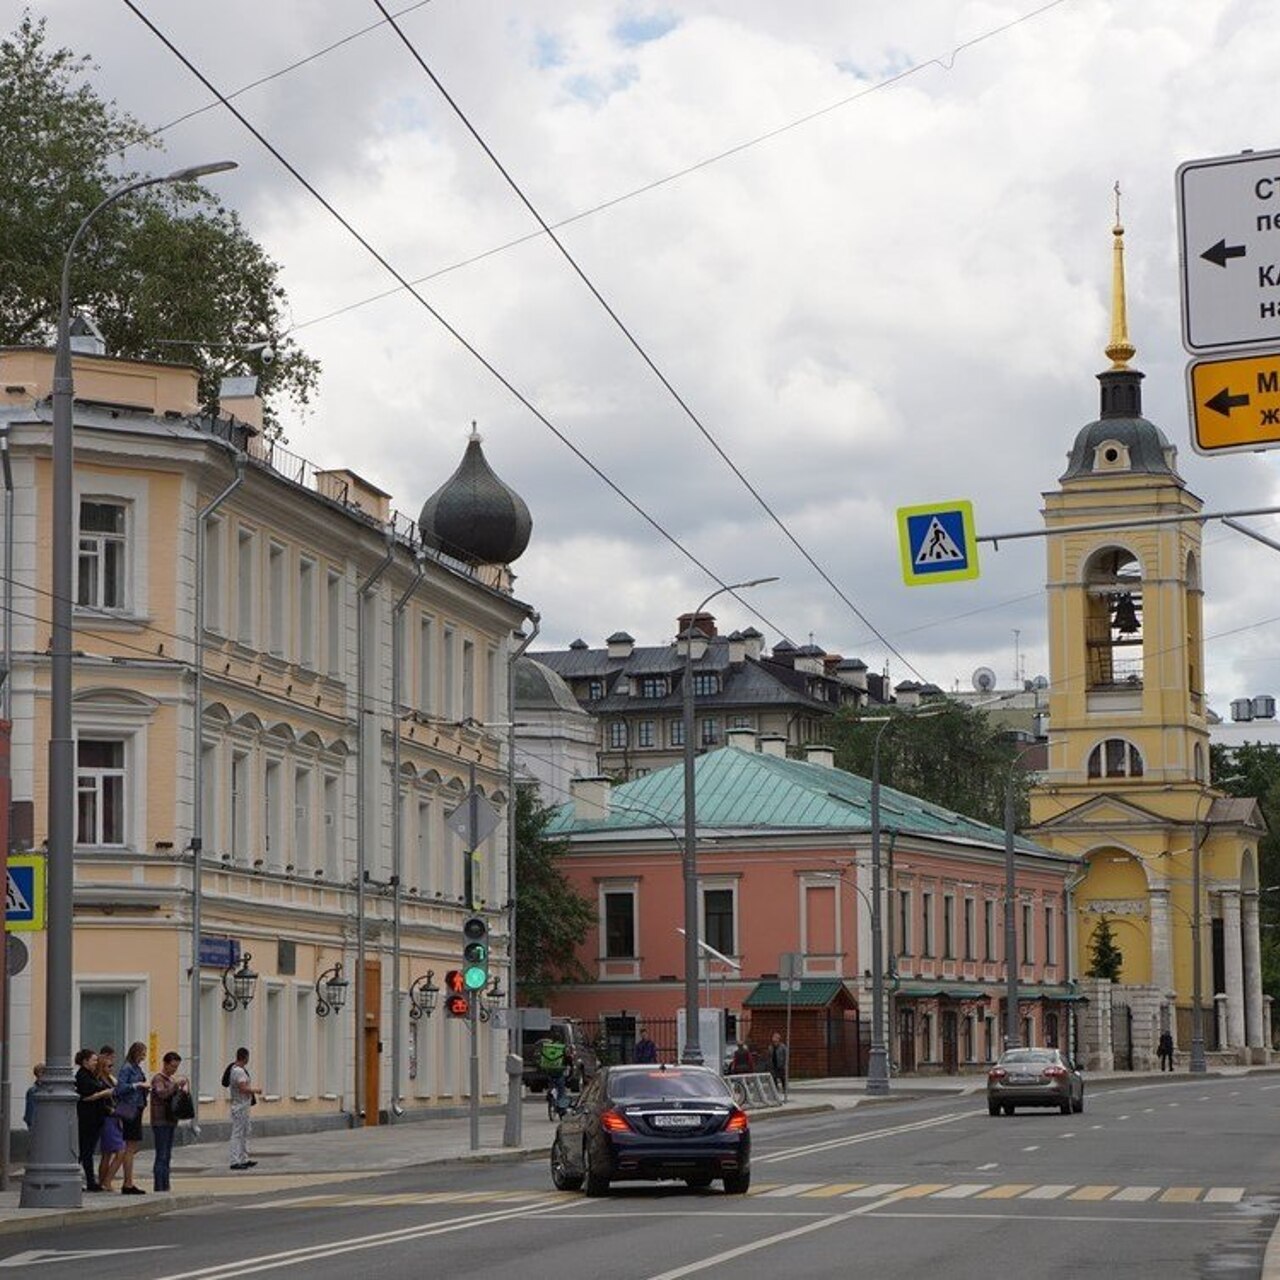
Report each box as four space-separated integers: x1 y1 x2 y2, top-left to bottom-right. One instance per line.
1178 148 1280 353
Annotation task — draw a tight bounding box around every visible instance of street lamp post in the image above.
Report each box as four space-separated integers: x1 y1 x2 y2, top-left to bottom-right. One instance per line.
21 161 237 1209
680 577 777 1065
1003 767 1021 1051
866 718 895 1095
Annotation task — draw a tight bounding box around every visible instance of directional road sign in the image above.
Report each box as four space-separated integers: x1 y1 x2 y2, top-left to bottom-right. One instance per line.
5 854 45 932
1186 351 1280 455
1178 148 1280 353
897 500 979 586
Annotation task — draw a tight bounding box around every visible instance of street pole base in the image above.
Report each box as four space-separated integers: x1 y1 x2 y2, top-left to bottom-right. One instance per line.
19 1160 83 1209
866 1046 891 1096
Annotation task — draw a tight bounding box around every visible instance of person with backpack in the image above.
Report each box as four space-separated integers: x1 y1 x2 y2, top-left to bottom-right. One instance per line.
149 1051 190 1192
225 1047 262 1170
538 1035 571 1116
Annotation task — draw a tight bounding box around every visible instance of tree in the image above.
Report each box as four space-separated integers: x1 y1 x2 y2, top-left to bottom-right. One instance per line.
515 784 596 1004
1085 915 1124 981
825 701 1032 830
0 14 319 436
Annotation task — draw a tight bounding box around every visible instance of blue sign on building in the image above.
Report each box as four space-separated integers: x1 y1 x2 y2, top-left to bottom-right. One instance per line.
199 936 241 969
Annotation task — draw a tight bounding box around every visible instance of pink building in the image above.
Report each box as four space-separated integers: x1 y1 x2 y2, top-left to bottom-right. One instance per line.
543 734 1082 1076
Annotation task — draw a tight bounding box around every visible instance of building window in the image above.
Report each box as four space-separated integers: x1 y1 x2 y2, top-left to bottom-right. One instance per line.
1021 902 1034 964
264 759 282 869
638 677 667 699
443 628 456 719
692 673 719 697
699 717 719 747
323 774 340 878
637 720 655 748
921 891 934 958
669 719 685 747
417 617 433 712
703 888 735 956
897 889 911 955
730 715 752 729
984 900 996 961
1045 905 1056 966
232 750 249 861
942 894 955 959
326 568 344 679
298 558 316 668
604 891 636 958
237 527 256 647
963 897 975 961
462 639 475 720
294 768 312 874
1087 737 1144 779
77 500 128 610
588 678 604 701
76 739 125 846
204 516 224 633
608 721 627 749
267 543 287 657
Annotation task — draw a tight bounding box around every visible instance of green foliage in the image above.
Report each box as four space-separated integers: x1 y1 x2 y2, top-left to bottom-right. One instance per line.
1085 915 1124 981
515 785 596 1004
0 14 319 436
825 701 1031 830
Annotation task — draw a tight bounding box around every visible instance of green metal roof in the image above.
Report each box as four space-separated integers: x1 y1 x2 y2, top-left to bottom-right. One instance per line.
895 982 991 1000
743 979 848 1008
546 746 1058 858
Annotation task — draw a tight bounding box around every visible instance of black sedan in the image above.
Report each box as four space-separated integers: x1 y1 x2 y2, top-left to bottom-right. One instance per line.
550 1063 750 1196
986 1047 1085 1115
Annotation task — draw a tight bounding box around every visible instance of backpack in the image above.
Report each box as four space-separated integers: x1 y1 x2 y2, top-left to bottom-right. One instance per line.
538 1040 567 1072
221 1062 234 1089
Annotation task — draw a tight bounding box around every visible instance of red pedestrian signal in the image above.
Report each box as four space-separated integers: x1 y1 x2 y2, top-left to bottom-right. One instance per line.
444 993 470 1018
443 969 466 994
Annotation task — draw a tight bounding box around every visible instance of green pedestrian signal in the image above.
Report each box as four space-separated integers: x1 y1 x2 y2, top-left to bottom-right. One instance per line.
462 915 489 992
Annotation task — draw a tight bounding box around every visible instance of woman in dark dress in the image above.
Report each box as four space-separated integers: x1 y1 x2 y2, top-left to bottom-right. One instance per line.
74 1048 113 1191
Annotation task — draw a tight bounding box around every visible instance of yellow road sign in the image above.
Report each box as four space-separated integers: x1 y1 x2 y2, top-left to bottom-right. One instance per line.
1187 352 1280 455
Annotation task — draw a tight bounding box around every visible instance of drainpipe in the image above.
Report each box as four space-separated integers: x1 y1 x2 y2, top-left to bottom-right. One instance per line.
355 527 395 1125
189 451 244 1136
389 550 426 1123
503 612 538 1148
1 431 11 722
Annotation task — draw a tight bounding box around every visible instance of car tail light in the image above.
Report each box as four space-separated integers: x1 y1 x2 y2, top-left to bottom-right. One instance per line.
725 1107 749 1133
600 1109 632 1133
988 1067 1007 1080
1042 1066 1067 1079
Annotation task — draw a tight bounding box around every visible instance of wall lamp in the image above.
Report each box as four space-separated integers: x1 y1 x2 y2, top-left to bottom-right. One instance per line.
221 953 258 1012
408 970 440 1020
315 962 349 1018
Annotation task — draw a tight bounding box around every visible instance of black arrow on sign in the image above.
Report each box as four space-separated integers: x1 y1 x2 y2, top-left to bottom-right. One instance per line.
1204 387 1251 417
1201 238 1247 268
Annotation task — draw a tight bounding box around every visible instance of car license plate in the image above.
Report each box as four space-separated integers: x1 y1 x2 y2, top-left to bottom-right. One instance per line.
651 1114 700 1128
1010 1074 1036 1083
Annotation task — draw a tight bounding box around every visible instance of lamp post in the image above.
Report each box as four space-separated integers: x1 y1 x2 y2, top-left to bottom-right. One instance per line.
866 717 896 1095
680 577 777 1065
22 159 237 1209
1003 765 1021 1051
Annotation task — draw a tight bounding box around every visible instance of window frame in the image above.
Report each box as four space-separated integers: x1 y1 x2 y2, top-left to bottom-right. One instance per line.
75 737 128 848
602 888 638 959
701 883 737 958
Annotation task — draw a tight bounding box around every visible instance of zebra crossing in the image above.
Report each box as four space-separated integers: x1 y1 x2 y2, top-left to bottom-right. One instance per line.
249 1181 1250 1212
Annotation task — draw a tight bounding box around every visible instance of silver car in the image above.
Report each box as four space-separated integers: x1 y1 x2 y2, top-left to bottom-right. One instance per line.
986 1048 1084 1116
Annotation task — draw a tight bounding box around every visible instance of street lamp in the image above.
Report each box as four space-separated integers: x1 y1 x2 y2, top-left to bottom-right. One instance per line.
680 577 778 1065
22 158 237 1210
314 963 349 1018
221 953 259 1011
408 970 440 1020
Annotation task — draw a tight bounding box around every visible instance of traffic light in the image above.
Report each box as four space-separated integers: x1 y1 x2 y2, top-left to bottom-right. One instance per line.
462 915 489 992
442 968 469 1018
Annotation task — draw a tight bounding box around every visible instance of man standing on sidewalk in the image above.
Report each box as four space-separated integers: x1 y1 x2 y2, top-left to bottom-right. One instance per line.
228 1047 262 1170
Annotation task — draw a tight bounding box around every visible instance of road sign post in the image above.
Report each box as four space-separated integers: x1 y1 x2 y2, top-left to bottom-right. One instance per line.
896 500 979 586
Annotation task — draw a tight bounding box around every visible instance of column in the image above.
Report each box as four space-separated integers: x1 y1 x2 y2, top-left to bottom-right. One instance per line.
1221 889 1246 1049
1148 887 1174 997
1243 891 1265 1050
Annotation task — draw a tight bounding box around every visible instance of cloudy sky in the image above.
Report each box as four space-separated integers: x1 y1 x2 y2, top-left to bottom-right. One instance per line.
20 0 1280 712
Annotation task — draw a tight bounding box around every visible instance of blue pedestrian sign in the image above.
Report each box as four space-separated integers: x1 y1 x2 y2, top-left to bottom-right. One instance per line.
5 854 46 932
897 500 980 586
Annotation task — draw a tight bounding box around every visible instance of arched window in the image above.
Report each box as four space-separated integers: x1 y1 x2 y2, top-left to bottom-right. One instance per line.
1083 546 1143 689
1087 738 1144 779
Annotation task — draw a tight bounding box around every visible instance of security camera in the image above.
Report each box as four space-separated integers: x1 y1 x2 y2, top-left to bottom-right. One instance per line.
259 344 275 366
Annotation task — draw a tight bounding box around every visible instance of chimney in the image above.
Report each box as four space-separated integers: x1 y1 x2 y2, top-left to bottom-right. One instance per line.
220 374 265 433
837 659 869 693
676 624 709 663
759 734 787 758
725 727 756 752
677 611 717 640
607 631 635 660
804 744 835 769
740 627 764 661
727 631 746 665
569 775 612 820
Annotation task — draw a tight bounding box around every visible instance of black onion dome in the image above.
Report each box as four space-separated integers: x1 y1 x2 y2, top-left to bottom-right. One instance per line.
418 427 532 564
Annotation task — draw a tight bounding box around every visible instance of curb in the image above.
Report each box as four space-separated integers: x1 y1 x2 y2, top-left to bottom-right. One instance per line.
0 1191 215 1237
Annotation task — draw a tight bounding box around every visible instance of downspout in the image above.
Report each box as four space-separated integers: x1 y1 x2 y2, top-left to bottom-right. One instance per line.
503 612 539 1148
355 527 395 1124
389 550 426 1123
1 431 11 721
189 451 244 1136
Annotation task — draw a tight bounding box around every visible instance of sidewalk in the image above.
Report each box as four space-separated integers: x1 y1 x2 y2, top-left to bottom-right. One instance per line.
3 1065 1277 1236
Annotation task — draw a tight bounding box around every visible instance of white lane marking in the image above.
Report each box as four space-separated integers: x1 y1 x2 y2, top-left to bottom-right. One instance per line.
843 1183 907 1198
1022 1145 1040 1152
1142 1107 1154 1113
977 1162 998 1170
1022 1185 1073 1200
1261 1084 1280 1092
1090 1125 1103 1131
1168 1103 1180 1108
755 1111 971 1165
1060 1133 1076 1140
1112 1187 1159 1202
1199 1096 1211 1101
760 1184 824 1198
1230 1091 1240 1096
1118 1115 1130 1120
932 1184 990 1199
1 1249 175 1270
1205 1188 1246 1203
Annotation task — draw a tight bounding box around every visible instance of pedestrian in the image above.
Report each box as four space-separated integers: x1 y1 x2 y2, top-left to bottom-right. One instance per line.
768 1031 789 1094
227 1046 262 1170
634 1028 658 1064
96 1045 125 1192
149 1051 190 1193
729 1043 754 1074
74 1048 113 1192
114 1041 151 1194
1157 1030 1174 1072
23 1062 45 1129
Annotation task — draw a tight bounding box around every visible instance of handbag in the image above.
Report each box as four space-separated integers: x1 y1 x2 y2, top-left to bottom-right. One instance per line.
167 1088 195 1122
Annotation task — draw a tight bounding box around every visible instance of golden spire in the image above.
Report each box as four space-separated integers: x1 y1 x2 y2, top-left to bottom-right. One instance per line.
1106 181 1136 369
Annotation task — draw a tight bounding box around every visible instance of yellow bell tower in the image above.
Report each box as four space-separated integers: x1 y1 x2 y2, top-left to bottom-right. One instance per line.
1029 192 1266 1063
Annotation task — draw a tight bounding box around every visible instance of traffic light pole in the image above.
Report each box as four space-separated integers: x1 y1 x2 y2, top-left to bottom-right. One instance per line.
467 759 480 1153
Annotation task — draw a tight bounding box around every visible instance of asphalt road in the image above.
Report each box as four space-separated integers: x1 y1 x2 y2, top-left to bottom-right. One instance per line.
8 1075 1280 1280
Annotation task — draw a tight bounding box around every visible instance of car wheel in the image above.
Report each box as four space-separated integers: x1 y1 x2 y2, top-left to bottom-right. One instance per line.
723 1170 751 1195
1059 1099 1071 1115
550 1138 582 1191
1072 1095 1084 1114
987 1100 1000 1117
685 1174 713 1190
582 1140 610 1197
1002 1104 1014 1116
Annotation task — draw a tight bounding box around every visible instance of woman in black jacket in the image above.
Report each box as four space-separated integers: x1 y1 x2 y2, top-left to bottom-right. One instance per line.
74 1048 113 1191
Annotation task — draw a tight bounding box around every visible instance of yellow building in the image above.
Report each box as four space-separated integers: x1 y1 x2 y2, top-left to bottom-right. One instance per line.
1028 214 1267 1064
2 343 532 1132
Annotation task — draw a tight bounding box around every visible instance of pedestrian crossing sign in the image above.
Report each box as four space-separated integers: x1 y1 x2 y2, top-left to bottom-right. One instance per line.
5 854 45 932
897 500 979 586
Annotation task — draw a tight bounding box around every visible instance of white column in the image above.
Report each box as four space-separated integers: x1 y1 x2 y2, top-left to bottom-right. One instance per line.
1243 891 1264 1049
1148 887 1174 996
1221 889 1246 1048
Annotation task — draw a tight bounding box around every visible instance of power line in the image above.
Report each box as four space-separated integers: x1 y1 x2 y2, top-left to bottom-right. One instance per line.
121 0 798 650
374 0 927 684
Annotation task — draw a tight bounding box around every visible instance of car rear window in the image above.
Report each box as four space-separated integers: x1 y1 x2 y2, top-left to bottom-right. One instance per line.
608 1070 731 1101
1000 1050 1055 1065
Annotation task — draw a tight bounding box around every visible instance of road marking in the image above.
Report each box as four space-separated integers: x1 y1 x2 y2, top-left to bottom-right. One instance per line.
976 1162 998 1171
1090 1125 1103 1131
1021 1145 1040 1152
1168 1103 1180 1108
978 1184 1035 1200
746 1184 782 1196
843 1183 907 1198
1205 1188 1245 1203
1069 1186 1119 1201
755 1111 971 1164
1160 1187 1203 1203
1112 1187 1159 1202
1118 1115 1130 1120
932 1184 991 1199
760 1184 824 1198
888 1184 948 1200
1059 1133 1075 1139
798 1183 865 1197
1021 1185 1074 1200
1260 1084 1280 1092
1 1248 175 1270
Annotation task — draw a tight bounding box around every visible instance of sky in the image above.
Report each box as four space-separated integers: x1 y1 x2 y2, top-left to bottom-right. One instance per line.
18 0 1280 714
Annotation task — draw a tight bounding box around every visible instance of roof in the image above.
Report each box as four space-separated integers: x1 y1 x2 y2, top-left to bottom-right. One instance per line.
896 982 991 1000
545 745 1061 859
513 657 590 716
743 979 848 1008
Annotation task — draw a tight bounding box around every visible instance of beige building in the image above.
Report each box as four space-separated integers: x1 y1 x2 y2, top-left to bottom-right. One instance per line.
2 345 533 1130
